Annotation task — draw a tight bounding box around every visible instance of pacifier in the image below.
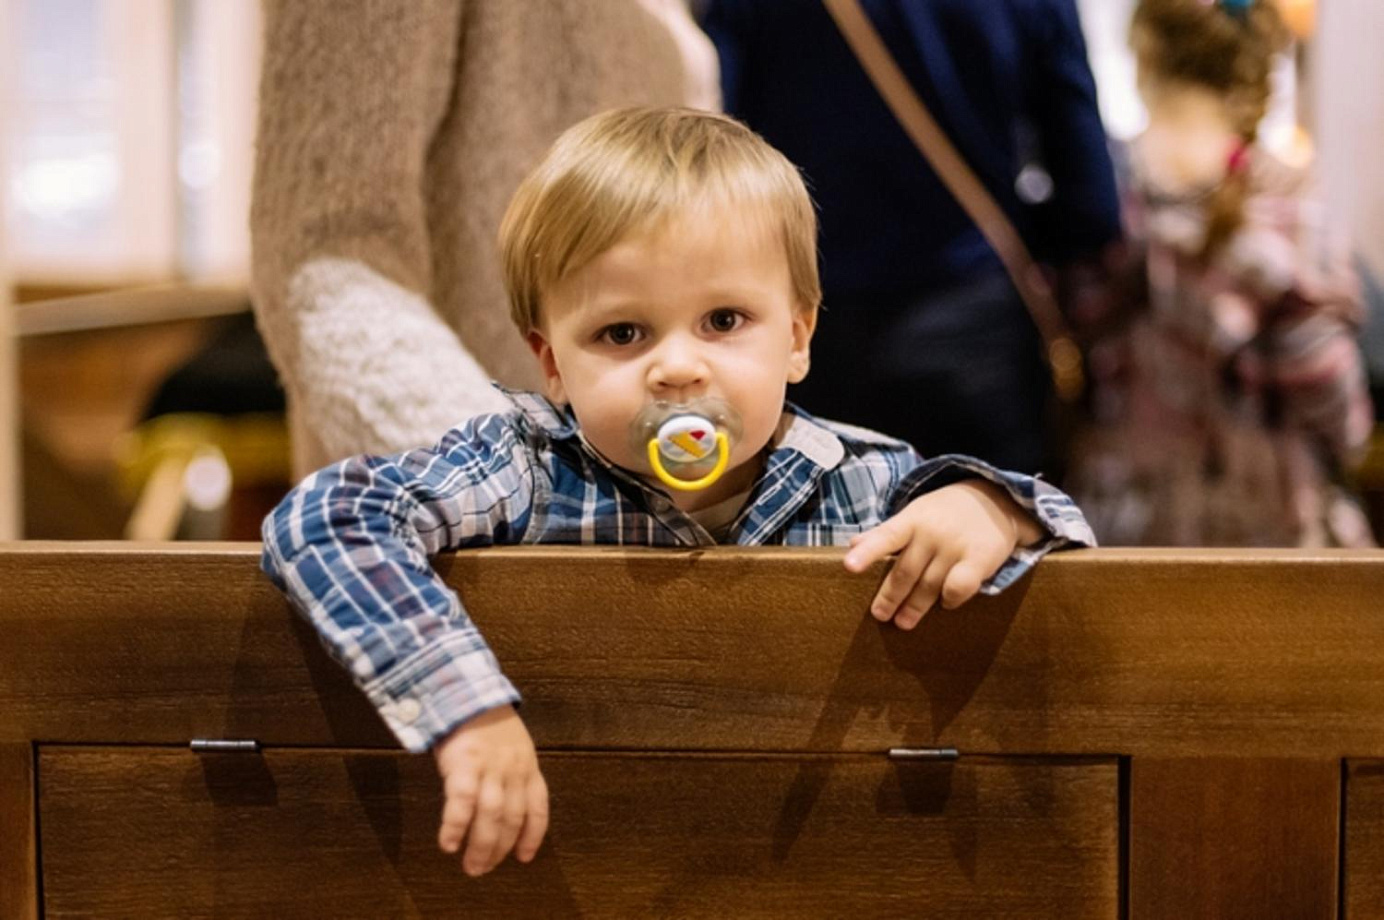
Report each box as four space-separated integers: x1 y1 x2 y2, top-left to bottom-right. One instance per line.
629 398 743 492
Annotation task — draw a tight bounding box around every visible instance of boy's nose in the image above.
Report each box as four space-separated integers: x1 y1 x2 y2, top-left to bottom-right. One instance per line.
647 336 710 398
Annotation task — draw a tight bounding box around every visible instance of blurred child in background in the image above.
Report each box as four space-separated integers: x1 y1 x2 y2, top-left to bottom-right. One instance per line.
1065 0 1376 546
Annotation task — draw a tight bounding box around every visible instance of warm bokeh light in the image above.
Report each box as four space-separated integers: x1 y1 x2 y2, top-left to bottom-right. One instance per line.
1277 0 1316 40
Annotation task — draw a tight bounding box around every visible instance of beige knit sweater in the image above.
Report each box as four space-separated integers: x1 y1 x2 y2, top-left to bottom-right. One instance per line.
252 0 719 476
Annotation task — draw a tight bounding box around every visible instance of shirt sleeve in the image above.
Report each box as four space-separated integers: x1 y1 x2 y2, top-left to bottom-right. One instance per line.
1022 0 1123 264
887 453 1097 593
251 0 511 468
260 412 537 753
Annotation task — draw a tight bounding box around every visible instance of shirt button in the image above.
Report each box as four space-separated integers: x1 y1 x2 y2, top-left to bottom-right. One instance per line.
394 698 422 724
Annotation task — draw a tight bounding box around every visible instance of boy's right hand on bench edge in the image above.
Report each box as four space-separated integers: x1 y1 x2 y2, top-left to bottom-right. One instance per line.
432 705 549 876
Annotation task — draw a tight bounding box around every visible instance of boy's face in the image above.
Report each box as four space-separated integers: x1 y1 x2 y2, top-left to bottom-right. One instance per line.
527 202 816 509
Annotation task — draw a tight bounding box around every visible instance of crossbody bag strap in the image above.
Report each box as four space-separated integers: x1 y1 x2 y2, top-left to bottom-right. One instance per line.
822 0 1084 402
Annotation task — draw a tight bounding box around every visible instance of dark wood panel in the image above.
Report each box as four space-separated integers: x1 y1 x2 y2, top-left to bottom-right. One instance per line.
38 746 1118 919
4 545 1384 757
1129 757 1339 920
1345 760 1384 917
0 744 38 920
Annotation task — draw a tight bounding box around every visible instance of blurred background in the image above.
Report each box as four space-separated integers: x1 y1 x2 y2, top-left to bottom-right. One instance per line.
2 0 264 540
0 0 1380 541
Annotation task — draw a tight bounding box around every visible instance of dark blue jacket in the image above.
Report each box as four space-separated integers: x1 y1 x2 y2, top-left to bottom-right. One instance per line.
702 0 1122 302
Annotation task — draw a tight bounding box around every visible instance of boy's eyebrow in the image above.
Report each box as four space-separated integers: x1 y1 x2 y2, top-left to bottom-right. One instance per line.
553 297 655 328
568 290 768 323
567 297 651 318
700 285 770 303
555 280 782 324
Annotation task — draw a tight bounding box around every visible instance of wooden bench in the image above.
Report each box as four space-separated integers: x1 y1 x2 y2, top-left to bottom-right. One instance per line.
3 544 1383 918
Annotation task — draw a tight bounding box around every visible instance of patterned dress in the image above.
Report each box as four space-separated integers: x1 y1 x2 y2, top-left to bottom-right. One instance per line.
1065 146 1376 547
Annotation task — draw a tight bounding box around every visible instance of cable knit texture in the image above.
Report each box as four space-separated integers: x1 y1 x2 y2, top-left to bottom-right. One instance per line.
252 0 719 475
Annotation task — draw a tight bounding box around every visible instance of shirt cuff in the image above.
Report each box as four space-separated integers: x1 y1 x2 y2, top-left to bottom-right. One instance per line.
363 631 522 753
889 453 1097 594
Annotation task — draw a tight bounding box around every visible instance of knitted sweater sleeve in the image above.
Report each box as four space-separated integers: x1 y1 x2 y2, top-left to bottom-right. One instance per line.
251 0 510 467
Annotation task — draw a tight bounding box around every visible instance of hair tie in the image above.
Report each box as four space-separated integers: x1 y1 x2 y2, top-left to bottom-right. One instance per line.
1217 0 1253 18
1226 142 1250 176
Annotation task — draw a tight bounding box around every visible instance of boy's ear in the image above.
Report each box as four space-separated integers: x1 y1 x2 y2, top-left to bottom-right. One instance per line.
526 330 568 405
786 305 818 384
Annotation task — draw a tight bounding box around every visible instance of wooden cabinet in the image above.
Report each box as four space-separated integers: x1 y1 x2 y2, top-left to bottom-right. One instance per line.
39 748 1116 919
6 545 1384 918
1346 761 1384 917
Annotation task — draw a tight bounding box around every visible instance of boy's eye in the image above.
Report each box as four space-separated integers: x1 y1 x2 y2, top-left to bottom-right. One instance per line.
706 309 745 334
599 323 642 346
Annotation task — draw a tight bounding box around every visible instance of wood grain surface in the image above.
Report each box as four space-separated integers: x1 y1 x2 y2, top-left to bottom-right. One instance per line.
1345 760 1384 917
1129 757 1340 919
0 744 38 920
38 746 1118 920
2 544 1382 758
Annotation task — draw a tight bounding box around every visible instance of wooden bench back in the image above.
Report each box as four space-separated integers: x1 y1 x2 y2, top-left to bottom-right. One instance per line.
3 544 1382 918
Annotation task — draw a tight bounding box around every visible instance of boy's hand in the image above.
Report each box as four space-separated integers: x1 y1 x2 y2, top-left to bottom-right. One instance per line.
843 480 1043 630
433 704 549 877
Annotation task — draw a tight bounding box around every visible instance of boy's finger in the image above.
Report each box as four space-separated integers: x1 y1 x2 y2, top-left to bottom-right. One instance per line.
891 558 946 630
893 605 926 631
843 522 909 573
869 541 932 621
893 553 952 630
940 560 985 610
515 773 551 863
463 776 506 876
437 769 480 854
487 773 530 871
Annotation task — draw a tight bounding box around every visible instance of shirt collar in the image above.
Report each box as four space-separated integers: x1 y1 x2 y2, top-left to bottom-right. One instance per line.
496 384 846 474
768 403 846 471
495 384 581 440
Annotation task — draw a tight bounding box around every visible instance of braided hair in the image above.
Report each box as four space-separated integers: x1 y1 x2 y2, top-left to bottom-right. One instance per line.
1130 0 1291 259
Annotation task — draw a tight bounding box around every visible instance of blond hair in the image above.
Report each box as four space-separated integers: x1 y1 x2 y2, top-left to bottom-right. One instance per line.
1131 0 1290 258
499 107 820 334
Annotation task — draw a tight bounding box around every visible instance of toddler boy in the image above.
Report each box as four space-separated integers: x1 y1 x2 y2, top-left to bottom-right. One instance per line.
262 107 1094 878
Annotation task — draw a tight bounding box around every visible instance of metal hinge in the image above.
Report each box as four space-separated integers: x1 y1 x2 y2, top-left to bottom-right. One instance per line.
189 739 260 753
888 747 959 761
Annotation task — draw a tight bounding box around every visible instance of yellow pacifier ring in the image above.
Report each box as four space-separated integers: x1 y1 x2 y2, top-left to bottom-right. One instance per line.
647 431 730 492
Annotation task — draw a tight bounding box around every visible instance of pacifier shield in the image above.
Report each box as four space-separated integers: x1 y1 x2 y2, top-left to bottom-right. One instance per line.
630 398 740 492
657 415 718 465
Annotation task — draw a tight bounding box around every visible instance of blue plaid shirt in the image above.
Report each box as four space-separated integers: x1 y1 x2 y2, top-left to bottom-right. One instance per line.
262 389 1094 752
